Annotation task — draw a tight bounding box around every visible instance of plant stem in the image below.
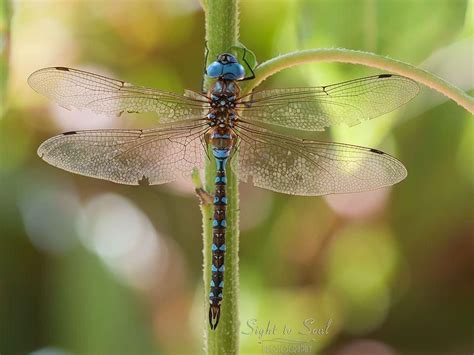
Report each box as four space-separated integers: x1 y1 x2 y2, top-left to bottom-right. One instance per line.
202 1 240 354
245 48 474 113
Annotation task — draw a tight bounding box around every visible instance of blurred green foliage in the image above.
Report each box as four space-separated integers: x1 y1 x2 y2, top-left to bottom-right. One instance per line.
1 1 472 354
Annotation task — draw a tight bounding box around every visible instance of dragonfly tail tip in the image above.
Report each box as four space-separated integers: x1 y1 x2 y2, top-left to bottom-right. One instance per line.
209 305 221 330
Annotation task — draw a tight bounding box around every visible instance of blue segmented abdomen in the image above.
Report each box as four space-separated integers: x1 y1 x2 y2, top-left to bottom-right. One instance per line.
208 136 231 330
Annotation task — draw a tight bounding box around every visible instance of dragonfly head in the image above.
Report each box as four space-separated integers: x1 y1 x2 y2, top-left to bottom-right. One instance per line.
206 53 245 81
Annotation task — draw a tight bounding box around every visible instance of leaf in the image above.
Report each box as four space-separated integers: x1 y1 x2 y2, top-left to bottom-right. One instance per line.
228 42 258 73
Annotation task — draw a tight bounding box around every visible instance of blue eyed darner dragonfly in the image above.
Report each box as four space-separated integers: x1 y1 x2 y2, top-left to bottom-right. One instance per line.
28 53 419 329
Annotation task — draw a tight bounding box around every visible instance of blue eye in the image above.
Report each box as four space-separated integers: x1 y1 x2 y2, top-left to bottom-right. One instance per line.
207 62 224 78
206 54 246 80
221 63 245 80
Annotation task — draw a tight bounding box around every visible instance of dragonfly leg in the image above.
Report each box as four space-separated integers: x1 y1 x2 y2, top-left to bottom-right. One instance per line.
239 47 255 81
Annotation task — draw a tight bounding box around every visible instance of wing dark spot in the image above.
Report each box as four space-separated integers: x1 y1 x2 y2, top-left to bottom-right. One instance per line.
55 67 70 71
63 131 77 135
370 148 384 155
378 74 392 78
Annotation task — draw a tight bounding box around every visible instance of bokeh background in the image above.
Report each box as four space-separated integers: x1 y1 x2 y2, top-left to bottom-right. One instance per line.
1 0 473 354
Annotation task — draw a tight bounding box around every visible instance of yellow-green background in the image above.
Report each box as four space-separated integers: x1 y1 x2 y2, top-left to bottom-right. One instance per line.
0 0 472 354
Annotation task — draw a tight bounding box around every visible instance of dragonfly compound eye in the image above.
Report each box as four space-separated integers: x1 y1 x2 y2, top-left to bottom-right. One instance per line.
207 61 245 81
206 53 245 80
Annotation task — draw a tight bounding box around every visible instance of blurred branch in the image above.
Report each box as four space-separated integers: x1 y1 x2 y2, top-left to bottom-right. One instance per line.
203 0 240 354
0 0 13 117
245 48 474 113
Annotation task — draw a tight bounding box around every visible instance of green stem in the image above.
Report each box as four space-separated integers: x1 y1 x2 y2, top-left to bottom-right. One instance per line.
244 48 474 113
202 1 240 354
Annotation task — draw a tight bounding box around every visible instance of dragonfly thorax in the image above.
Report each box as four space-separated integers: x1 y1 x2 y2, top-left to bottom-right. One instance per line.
209 79 240 103
207 112 237 128
207 79 240 128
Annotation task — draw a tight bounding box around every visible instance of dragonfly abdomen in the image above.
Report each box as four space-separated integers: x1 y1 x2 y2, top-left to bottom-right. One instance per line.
208 127 235 330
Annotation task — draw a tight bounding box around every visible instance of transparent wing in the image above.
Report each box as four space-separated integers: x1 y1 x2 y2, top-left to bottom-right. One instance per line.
38 122 208 185
28 67 210 122
238 74 419 131
232 124 406 196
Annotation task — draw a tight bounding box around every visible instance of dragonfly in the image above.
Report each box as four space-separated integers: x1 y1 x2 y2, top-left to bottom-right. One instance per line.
28 53 419 330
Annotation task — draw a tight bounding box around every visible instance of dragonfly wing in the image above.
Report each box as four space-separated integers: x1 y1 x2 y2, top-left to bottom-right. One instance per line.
28 67 209 122
232 125 406 196
38 123 208 185
238 74 419 131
